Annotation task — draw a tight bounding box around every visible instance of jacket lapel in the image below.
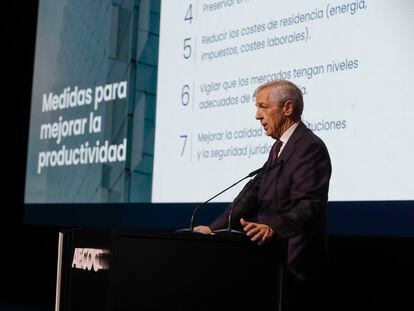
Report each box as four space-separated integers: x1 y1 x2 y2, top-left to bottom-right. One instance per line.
277 121 307 164
258 122 308 197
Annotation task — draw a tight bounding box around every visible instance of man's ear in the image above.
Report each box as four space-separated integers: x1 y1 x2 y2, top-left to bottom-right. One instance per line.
283 100 294 117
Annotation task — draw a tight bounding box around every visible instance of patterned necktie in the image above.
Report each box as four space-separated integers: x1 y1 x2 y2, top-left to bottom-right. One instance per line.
271 140 283 164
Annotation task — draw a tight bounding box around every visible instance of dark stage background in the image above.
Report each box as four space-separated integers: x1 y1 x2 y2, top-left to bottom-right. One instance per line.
2 1 413 310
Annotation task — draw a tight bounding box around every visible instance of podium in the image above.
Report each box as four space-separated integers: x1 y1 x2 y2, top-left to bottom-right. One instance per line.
57 229 285 311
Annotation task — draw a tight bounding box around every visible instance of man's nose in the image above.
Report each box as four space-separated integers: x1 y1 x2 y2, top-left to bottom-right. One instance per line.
255 110 262 120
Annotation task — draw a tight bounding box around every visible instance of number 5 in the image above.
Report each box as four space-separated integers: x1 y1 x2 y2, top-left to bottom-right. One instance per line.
183 38 192 59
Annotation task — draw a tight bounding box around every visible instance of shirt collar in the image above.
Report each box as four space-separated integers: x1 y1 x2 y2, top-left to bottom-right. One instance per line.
279 122 299 145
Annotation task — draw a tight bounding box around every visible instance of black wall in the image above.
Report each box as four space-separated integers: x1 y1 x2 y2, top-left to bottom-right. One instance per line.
2 1 58 310
2 1 413 310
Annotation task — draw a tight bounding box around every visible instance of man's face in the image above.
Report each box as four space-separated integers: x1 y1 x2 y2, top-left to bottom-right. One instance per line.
255 87 286 139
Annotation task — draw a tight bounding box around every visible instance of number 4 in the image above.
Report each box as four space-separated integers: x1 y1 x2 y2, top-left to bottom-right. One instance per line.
185 4 193 23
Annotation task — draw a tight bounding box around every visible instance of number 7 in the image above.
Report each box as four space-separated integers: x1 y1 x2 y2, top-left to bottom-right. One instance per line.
180 135 188 156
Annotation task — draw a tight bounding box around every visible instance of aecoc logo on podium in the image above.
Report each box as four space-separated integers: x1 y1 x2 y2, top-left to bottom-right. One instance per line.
71 248 110 272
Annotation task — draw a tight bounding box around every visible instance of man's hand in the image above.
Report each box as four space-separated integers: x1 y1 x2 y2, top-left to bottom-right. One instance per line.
193 225 212 234
240 218 274 245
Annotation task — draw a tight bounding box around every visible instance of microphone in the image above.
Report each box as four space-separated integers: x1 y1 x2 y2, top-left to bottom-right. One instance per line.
213 160 283 235
176 166 266 234
176 160 282 234
247 166 266 177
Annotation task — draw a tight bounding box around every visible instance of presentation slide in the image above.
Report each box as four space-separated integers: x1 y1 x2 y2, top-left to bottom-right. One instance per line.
153 0 414 203
24 0 157 204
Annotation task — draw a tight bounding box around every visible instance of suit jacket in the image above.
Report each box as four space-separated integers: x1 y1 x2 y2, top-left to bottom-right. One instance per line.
210 121 332 281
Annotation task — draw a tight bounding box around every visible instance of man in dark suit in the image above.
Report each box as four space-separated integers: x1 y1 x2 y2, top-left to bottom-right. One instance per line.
195 80 332 311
